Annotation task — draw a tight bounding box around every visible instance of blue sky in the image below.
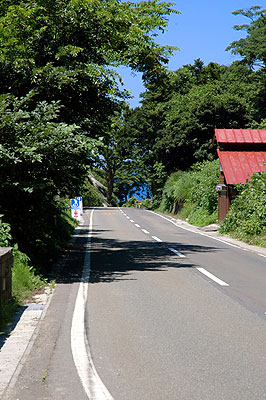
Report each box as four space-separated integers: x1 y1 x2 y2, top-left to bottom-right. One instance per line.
118 0 263 108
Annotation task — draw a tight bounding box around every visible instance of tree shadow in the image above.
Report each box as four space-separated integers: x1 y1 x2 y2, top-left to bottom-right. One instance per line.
51 223 221 286
89 231 219 284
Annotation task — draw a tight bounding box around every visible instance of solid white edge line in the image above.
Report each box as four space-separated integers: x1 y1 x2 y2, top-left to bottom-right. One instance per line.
258 253 266 258
152 236 162 242
168 247 186 258
71 210 114 400
148 210 246 251
196 267 229 287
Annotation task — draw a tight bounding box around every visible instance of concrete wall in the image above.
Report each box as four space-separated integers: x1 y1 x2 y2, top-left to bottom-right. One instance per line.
0 248 13 303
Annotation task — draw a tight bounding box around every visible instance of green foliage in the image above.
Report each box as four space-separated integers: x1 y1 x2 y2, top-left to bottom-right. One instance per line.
226 6 266 69
0 0 178 270
82 179 107 207
189 159 220 214
141 198 154 210
188 207 218 227
0 216 12 247
0 245 47 330
124 60 257 188
123 196 137 207
220 172 266 243
12 248 47 303
159 170 194 214
160 159 219 226
0 96 92 198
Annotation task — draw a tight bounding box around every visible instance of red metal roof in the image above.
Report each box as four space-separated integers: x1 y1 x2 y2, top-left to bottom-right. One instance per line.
217 150 266 184
215 129 266 144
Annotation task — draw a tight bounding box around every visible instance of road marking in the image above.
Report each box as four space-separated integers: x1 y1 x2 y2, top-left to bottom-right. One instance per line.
71 210 114 400
196 267 229 286
130 219 134 223
258 253 266 258
152 236 162 242
148 211 247 252
135 224 140 228
142 229 150 234
168 247 186 258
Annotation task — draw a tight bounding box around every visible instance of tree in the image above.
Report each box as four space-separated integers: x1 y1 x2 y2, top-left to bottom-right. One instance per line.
226 6 266 69
0 0 178 130
124 60 257 185
0 95 93 264
0 0 179 263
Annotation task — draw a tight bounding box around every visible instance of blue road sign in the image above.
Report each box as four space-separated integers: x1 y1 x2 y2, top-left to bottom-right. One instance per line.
71 198 80 209
75 196 82 202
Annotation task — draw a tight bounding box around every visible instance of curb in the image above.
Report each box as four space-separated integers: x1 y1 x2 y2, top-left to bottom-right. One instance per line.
0 286 54 398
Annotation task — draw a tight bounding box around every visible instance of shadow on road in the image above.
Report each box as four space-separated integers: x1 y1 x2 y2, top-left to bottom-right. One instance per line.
89 230 218 284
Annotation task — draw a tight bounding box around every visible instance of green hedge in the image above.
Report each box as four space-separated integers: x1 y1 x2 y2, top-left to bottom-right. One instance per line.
220 172 266 244
159 159 219 226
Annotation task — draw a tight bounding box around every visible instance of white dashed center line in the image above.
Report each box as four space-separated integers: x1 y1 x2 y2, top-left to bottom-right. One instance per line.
142 229 150 234
168 247 186 258
196 267 229 286
152 236 162 242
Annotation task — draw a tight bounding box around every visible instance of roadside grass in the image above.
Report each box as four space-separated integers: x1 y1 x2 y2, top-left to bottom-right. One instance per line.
0 248 47 331
0 203 78 331
12 248 47 304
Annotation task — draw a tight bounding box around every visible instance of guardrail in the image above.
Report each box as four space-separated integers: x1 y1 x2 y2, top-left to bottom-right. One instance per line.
0 247 13 303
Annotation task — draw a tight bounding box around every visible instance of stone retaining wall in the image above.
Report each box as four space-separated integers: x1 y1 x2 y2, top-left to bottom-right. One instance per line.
0 247 13 303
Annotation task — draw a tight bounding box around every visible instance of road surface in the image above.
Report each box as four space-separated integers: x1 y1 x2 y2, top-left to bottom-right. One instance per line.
3 207 266 399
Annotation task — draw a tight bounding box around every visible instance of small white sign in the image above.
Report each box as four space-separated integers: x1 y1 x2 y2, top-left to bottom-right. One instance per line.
71 208 82 221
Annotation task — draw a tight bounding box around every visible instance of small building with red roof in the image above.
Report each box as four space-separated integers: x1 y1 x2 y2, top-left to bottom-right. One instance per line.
215 129 266 221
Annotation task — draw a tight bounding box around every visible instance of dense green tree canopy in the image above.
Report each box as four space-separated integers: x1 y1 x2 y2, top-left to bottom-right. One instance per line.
123 59 260 198
0 0 178 264
0 0 178 130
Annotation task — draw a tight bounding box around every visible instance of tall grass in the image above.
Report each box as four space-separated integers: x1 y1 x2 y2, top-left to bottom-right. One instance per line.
159 159 219 226
12 248 47 303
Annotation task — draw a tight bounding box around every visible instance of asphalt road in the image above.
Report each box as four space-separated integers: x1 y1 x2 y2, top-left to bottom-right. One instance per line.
4 207 266 399
87 207 266 400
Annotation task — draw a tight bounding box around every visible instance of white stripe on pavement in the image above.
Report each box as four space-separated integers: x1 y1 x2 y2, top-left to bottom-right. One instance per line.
71 210 114 400
142 229 150 234
168 247 186 258
196 267 229 286
152 236 162 242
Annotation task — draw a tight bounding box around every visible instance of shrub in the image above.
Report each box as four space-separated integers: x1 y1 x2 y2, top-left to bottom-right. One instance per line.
81 178 106 206
159 159 219 225
12 248 47 303
189 159 220 214
122 196 137 207
220 172 266 241
141 198 154 210
0 216 12 247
